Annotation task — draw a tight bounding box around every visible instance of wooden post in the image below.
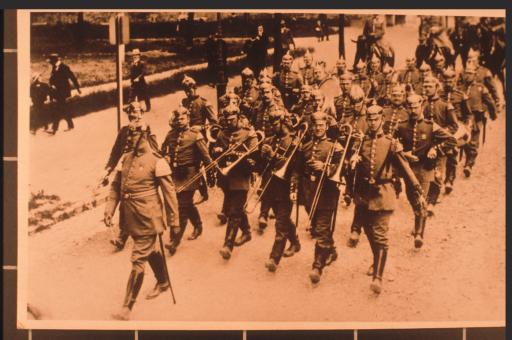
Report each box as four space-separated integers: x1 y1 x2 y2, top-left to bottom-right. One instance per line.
338 14 345 58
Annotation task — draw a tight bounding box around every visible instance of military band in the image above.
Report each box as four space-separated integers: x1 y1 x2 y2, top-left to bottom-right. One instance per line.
100 16 503 318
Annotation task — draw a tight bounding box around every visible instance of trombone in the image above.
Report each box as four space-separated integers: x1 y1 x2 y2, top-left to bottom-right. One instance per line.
327 123 353 184
218 130 265 176
175 131 262 193
244 122 309 214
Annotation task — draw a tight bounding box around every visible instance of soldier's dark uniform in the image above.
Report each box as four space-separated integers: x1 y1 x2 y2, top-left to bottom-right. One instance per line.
396 94 456 248
160 107 213 255
292 112 342 283
459 66 497 177
421 77 458 208
397 65 421 95
273 64 303 111
439 69 471 192
372 65 396 107
235 80 260 119
353 72 372 98
105 130 179 320
212 111 259 260
382 102 409 137
260 111 301 272
351 104 424 294
333 91 352 122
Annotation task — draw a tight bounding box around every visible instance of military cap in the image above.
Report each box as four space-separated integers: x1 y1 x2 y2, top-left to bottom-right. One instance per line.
390 84 405 95
303 50 313 61
366 104 383 118
443 67 457 79
182 75 196 88
467 48 480 59
336 56 346 66
128 101 143 114
355 60 367 71
406 93 423 106
311 110 328 122
419 62 431 72
464 64 477 74
282 51 293 62
423 75 439 85
301 83 312 92
131 48 141 56
223 104 240 118
259 82 273 91
339 72 354 81
170 105 189 122
241 67 255 78
434 53 445 62
349 85 365 103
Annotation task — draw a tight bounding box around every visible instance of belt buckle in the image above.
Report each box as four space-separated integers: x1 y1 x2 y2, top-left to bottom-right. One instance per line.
123 193 131 199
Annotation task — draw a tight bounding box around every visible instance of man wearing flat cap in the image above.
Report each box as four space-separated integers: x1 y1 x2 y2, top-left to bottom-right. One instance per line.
47 53 81 134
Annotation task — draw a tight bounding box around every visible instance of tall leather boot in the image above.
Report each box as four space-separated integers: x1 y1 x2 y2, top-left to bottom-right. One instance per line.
370 247 388 294
112 269 144 320
266 237 287 272
234 213 252 246
309 244 329 284
146 252 169 299
220 217 240 260
187 206 203 241
414 214 427 248
283 231 301 258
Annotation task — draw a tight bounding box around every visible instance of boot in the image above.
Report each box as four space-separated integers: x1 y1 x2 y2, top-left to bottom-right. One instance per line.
146 252 169 299
370 248 388 295
414 215 427 249
187 226 202 240
112 269 144 320
257 216 268 235
444 181 453 194
234 216 252 247
269 237 287 267
265 258 278 272
347 230 360 248
325 246 338 266
309 244 328 284
463 165 472 178
220 218 239 259
283 235 301 257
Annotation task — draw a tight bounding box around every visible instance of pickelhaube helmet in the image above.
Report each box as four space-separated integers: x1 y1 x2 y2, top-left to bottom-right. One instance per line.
282 51 293 62
406 93 423 106
169 105 189 126
442 67 457 79
349 85 365 103
366 103 383 118
419 62 432 72
336 56 346 67
182 74 196 88
423 75 439 85
390 84 405 95
355 60 367 71
339 72 354 81
241 67 255 78
303 49 313 62
311 110 328 122
382 63 393 75
464 64 477 74
223 104 241 118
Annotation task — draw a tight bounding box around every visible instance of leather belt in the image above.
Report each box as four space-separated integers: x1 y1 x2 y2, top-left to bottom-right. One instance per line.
122 188 158 200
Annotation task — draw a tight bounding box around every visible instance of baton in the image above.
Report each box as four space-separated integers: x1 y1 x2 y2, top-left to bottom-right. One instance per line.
158 233 177 304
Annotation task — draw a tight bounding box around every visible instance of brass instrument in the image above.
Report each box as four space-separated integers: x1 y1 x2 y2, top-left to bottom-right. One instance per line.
175 132 258 193
218 130 265 176
244 122 309 214
327 123 353 184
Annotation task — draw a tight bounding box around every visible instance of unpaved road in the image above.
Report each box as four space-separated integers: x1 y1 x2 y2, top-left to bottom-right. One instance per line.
26 20 505 323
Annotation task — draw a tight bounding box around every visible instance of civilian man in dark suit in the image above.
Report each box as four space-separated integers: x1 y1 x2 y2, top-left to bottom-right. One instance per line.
48 53 81 134
129 48 151 112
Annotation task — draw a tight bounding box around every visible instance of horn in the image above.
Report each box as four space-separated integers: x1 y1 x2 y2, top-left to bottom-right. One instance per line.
219 131 265 177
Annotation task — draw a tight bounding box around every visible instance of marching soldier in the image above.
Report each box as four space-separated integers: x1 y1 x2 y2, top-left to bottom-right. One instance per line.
252 82 282 135
160 106 215 256
299 50 316 85
104 125 179 320
415 62 433 96
291 111 342 284
395 94 456 248
397 57 421 96
459 64 497 178
334 56 349 78
353 60 372 98
466 49 500 110
211 105 259 260
372 63 397 106
440 68 471 193
235 68 260 119
421 76 458 212
181 75 219 202
382 85 409 137
273 52 303 110
432 53 447 82
333 73 354 121
349 103 426 294
260 110 301 272
290 83 316 119
181 75 219 128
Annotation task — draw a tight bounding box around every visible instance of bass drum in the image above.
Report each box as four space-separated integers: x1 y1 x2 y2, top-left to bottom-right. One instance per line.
317 76 341 105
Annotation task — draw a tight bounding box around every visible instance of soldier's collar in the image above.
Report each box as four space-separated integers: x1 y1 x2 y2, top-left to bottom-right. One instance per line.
313 134 327 141
367 128 384 139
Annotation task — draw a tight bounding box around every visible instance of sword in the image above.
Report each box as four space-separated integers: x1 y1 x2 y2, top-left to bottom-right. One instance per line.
157 233 177 304
482 115 487 145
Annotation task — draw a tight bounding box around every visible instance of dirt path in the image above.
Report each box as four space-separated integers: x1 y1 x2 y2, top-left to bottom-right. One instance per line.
26 22 505 323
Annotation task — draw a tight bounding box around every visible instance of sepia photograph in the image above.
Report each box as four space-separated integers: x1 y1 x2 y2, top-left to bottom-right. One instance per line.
17 9 506 329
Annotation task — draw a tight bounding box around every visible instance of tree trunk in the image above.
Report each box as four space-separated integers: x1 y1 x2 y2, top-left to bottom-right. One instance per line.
273 13 283 72
186 12 194 48
338 14 345 58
